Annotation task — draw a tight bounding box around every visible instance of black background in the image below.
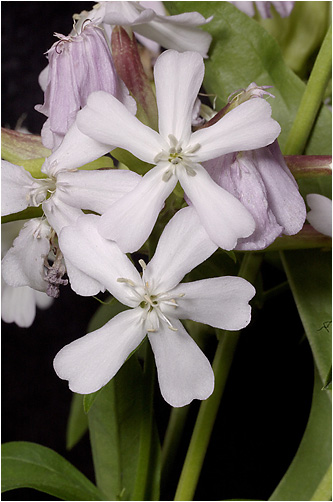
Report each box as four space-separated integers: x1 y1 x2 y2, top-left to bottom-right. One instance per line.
2 2 314 501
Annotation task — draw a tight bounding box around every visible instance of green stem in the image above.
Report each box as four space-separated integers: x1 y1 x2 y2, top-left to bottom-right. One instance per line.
131 341 156 501
161 405 190 489
284 24 332 155
174 253 263 501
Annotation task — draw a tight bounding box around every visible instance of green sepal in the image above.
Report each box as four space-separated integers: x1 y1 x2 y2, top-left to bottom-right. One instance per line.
1 128 51 163
1 441 106 500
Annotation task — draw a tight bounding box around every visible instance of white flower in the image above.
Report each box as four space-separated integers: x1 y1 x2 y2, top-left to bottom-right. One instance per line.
1 137 140 294
54 207 255 407
74 1 213 57
306 194 332 237
76 50 281 253
2 140 141 235
1 220 53 327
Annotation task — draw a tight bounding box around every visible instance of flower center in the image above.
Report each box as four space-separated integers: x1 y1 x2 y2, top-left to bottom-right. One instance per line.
28 177 57 207
154 134 201 182
117 259 184 333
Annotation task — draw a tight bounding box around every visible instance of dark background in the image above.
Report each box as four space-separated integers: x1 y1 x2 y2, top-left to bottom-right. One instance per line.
2 2 314 501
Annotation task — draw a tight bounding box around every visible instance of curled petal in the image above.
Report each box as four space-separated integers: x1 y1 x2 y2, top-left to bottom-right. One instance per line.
1 219 51 291
148 319 214 407
54 309 146 394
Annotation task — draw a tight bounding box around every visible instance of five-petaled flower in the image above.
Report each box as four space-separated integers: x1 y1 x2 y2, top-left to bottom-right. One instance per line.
54 207 255 407
75 49 281 253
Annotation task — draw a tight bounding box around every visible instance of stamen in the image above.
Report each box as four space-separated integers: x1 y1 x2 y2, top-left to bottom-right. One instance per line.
117 277 136 287
162 168 174 182
138 259 147 271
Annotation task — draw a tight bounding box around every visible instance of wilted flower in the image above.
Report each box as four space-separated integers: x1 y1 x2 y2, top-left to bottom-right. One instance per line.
202 140 307 250
36 21 133 150
1 146 141 295
1 220 53 327
76 50 281 253
54 207 255 407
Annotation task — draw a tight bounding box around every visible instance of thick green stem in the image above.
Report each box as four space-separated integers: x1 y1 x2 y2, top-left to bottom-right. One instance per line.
284 25 332 155
174 253 263 501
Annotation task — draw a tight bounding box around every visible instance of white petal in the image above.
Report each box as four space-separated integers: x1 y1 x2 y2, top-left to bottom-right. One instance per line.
53 309 146 394
145 206 217 294
306 194 332 237
55 169 141 215
98 164 177 253
1 220 27 255
76 91 165 164
1 281 36 328
34 290 54 310
170 276 255 330
1 161 44 216
154 50 204 144
178 163 255 250
58 214 141 305
64 256 106 297
192 99 281 162
1 219 51 291
42 195 83 235
135 19 212 58
148 318 214 407
42 122 113 176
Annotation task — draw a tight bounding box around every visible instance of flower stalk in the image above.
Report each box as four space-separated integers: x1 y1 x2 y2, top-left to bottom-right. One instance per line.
174 252 263 501
284 24 332 155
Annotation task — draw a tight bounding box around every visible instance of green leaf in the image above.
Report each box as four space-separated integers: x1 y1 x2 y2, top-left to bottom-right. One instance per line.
85 301 160 500
164 1 332 155
281 249 332 387
66 393 88 450
257 1 330 77
269 368 332 500
87 352 160 501
1 441 105 500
